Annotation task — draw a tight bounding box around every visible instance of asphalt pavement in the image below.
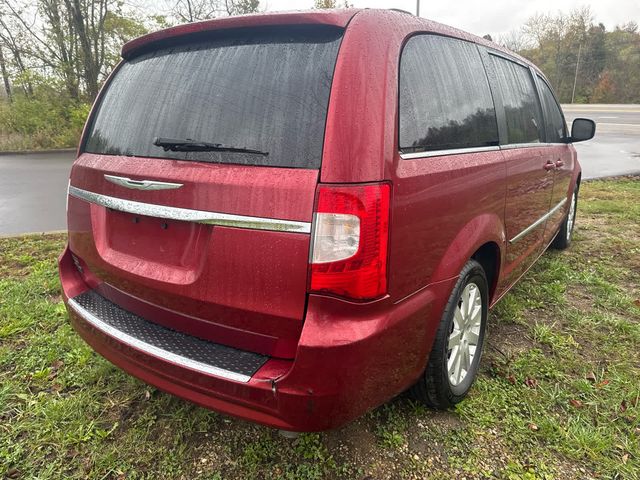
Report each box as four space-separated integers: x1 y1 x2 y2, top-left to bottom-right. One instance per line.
0 150 73 236
0 105 638 236
562 104 640 180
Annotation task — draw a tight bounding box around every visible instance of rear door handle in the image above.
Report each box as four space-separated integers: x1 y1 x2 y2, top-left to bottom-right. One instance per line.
555 159 564 168
544 160 556 171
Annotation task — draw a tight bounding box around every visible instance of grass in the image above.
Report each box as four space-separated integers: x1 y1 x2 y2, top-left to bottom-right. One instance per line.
1 178 639 479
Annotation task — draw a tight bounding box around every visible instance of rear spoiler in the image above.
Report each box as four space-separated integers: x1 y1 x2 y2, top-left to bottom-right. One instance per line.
121 9 358 59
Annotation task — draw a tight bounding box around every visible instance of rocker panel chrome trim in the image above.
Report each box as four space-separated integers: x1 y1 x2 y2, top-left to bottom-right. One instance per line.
509 198 567 244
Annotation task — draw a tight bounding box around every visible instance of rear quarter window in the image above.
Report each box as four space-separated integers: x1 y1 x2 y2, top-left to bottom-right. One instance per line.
399 34 499 154
83 26 343 169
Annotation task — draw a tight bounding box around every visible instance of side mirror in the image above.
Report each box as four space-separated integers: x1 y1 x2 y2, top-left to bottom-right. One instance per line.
570 118 596 143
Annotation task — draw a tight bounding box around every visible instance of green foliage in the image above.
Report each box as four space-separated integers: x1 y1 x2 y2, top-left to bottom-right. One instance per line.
0 86 89 150
227 0 260 15
314 0 336 8
314 0 351 7
513 9 640 103
103 11 151 68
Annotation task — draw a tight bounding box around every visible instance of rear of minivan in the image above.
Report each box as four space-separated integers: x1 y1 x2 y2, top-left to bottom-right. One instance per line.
60 10 431 431
60 9 582 431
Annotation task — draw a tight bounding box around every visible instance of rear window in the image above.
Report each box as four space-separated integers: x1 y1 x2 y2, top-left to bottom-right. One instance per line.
83 26 343 169
399 35 499 154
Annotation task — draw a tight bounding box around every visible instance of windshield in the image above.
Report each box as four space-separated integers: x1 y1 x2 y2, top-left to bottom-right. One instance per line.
83 26 343 169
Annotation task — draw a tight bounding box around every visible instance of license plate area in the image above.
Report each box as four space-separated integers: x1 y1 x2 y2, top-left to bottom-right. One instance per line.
105 209 208 268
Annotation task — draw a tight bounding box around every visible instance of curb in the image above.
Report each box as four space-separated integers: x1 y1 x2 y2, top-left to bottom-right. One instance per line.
0 148 76 156
560 104 640 109
0 230 67 239
583 172 640 181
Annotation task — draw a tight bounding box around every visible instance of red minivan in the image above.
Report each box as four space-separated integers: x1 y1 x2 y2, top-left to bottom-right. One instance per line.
59 8 595 431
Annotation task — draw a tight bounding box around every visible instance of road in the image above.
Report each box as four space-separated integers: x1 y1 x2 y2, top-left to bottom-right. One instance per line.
0 105 638 235
0 150 73 236
562 104 640 180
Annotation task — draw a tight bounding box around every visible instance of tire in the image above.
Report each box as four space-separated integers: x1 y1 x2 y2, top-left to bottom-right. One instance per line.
410 259 488 409
551 187 578 250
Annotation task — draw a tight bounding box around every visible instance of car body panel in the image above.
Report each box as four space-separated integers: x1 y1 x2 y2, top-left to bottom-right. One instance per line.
545 143 576 242
390 150 507 300
67 153 319 358
501 146 556 287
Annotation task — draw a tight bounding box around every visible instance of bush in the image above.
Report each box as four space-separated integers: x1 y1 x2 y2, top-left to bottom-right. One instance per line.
0 87 90 151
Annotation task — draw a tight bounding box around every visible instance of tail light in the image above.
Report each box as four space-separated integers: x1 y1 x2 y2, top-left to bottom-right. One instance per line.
309 183 390 301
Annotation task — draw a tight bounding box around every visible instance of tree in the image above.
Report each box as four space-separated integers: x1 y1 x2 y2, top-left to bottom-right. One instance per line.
498 29 529 52
579 24 607 99
314 0 335 8
603 25 640 103
314 0 351 8
41 0 81 99
590 70 616 103
518 7 594 102
63 0 103 99
0 45 11 101
171 0 218 22
0 3 34 96
225 0 259 15
504 7 639 103
0 0 148 100
168 0 259 22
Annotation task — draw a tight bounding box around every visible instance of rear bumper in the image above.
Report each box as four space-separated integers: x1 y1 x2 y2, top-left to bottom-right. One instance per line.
59 245 453 431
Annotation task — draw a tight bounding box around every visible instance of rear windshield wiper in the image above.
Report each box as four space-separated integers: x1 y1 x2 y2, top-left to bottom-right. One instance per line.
153 137 269 156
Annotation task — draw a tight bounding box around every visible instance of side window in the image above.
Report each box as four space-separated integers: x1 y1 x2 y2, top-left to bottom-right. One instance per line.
537 77 566 143
399 35 499 154
490 55 543 144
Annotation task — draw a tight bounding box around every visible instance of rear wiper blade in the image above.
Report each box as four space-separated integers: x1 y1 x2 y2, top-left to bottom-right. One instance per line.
153 137 269 156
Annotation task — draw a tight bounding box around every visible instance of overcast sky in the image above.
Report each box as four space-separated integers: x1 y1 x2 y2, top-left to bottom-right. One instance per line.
259 0 640 37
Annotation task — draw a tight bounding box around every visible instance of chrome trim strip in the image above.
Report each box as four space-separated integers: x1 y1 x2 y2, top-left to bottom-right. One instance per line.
500 142 553 150
68 185 311 233
509 198 567 244
400 145 500 160
104 174 183 191
400 143 559 159
67 297 251 383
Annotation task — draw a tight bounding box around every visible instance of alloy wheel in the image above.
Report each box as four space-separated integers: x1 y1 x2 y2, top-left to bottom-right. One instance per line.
566 191 577 241
447 282 483 386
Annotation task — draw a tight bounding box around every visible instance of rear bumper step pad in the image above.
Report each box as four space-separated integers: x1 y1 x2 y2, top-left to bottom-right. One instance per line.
68 290 268 382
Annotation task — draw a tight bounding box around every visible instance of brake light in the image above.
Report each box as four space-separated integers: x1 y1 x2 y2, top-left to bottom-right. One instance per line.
309 183 390 300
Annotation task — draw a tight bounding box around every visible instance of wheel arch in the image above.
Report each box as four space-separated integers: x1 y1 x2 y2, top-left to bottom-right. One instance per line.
430 213 506 304
572 166 582 193
471 242 501 303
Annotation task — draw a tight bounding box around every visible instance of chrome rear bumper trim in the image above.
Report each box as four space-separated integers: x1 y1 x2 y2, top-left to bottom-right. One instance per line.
68 296 253 383
68 185 311 233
